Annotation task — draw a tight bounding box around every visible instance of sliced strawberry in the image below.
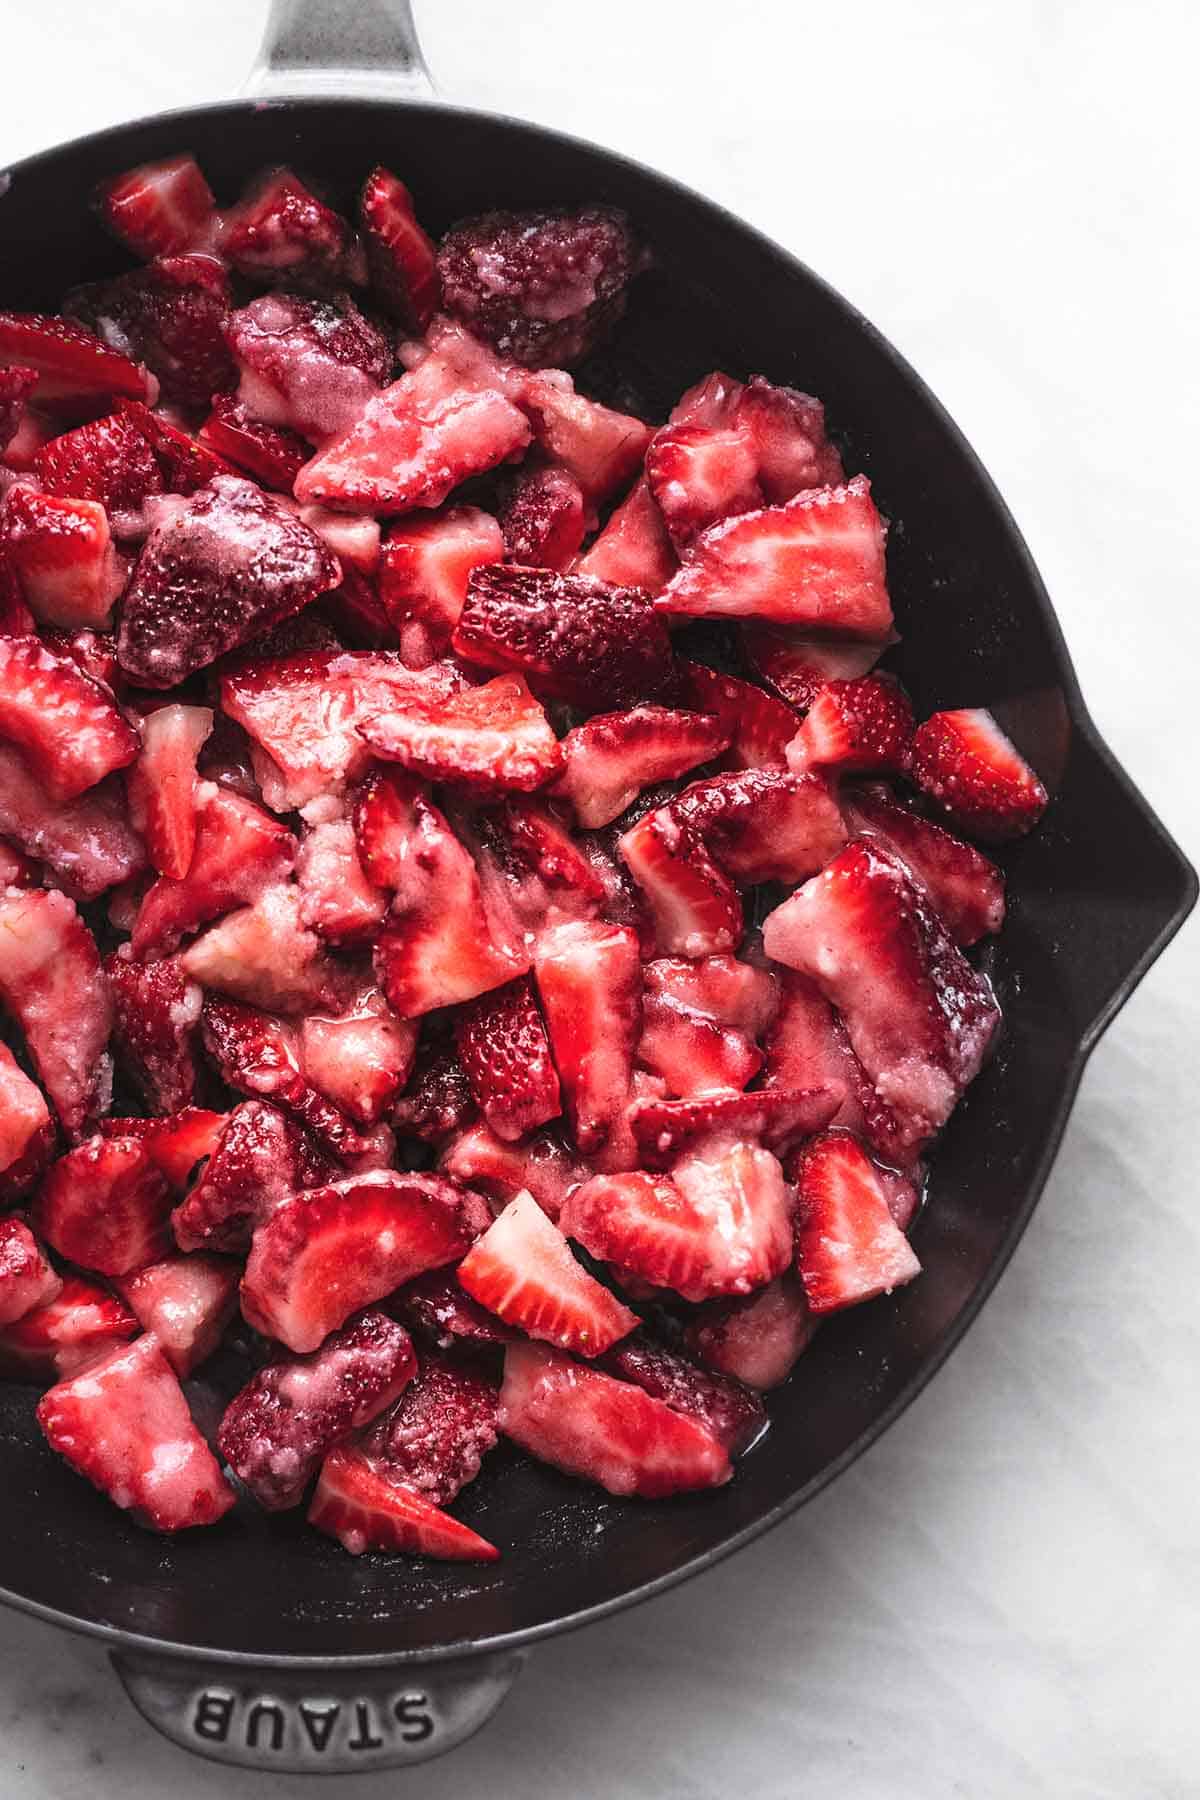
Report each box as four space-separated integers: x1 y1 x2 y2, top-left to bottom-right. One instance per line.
0 1218 62 1327
106 949 203 1113
299 986 416 1127
117 399 236 493
117 475 341 688
498 462 587 571
359 166 439 329
113 1253 238 1375
686 1272 817 1390
617 808 743 958
576 477 677 590
759 969 909 1164
127 702 212 879
180 881 342 1014
845 784 1005 946
555 704 729 830
94 156 217 259
0 366 38 453
639 954 778 1099
0 1275 138 1382
309 1445 497 1560
171 1097 330 1253
295 813 388 945
391 1029 477 1144
669 768 847 884
197 394 308 491
467 797 607 947
513 367 653 502
676 660 797 772
1 408 59 471
741 623 885 710
660 476 892 636
645 419 761 548
379 505 504 656
218 1308 415 1513
131 786 296 959
912 708 1048 842
224 291 391 443
762 839 1000 1142
136 1106 226 1190
38 1332 234 1530
0 312 154 409
392 1269 515 1348
440 1122 582 1222
533 918 641 1152
455 976 562 1142
498 1340 731 1497
2 487 127 630
599 1335 765 1456
0 635 136 800
0 747 143 899
199 998 369 1163
0 888 112 1137
629 1086 837 1164
0 1037 54 1186
736 376 844 501
68 255 236 411
458 1189 636 1356
359 1351 499 1505
34 1132 172 1276
241 1170 479 1353
31 410 164 513
788 674 914 776
361 673 562 794
793 1130 921 1313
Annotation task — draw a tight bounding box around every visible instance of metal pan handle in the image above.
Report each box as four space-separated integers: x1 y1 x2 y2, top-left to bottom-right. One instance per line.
245 0 436 101
111 1647 526 1772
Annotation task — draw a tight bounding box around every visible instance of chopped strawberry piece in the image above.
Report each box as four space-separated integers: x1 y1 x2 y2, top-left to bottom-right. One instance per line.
467 797 607 946
361 673 563 793
660 476 893 636
600 1335 765 1456
131 785 296 958
0 1037 54 1184
299 986 416 1127
391 1029 477 1144
113 1253 238 1375
533 919 641 1152
379 505 504 656
224 291 391 444
669 768 847 884
359 166 439 329
359 1351 499 1505
199 997 369 1162
127 702 212 879
762 839 1000 1142
0 366 38 453
198 394 308 491
455 976 562 1142
736 376 844 501
788 674 914 776
760 969 910 1165
2 487 127 629
498 462 587 571
686 1272 817 1390
180 880 342 1014
117 399 236 493
38 1332 234 1530
845 784 1005 946
392 1268 515 1348
0 1218 62 1326
0 745 144 899
0 1275 138 1382
309 1445 497 1560
645 419 761 548
0 312 154 409
639 953 777 1097
94 156 217 259
498 1340 731 1497
629 1085 838 1164
555 704 729 830
458 1189 636 1356
222 168 356 286
106 949 203 1113
576 477 677 590
519 369 651 502
0 635 136 800
31 410 164 513
676 660 795 773
295 813 387 944
117 476 341 688
171 1097 330 1253
68 255 236 411
242 1170 479 1353
440 1121 585 1221
617 808 743 958
135 1106 225 1190
793 1130 921 1313
35 1130 171 1276
218 1308 415 1514
0 888 112 1138
741 623 885 710
911 708 1049 842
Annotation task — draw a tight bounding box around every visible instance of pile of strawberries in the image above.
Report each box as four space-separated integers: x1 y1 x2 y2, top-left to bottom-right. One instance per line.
0 153 1048 1561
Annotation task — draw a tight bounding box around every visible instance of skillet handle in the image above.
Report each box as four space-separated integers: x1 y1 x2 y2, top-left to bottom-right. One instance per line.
110 1647 526 1772
245 0 436 101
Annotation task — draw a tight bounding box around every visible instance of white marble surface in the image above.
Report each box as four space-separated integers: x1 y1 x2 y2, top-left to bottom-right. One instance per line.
1 2 1197 1793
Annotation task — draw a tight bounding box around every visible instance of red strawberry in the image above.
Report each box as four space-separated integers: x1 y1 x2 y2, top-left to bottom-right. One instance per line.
179 879 343 1014
455 976 562 1142
793 1130 921 1312
309 1445 497 1560
134 1106 225 1190
0 1275 138 1382
391 1030 477 1144
94 156 217 259
361 672 562 794
379 505 504 656
113 1253 238 1376
677 660 797 771
38 1332 235 1530
219 1308 414 1511
199 998 368 1163
912 708 1048 842
197 394 308 491
458 1190 636 1356
0 888 112 1138
576 477 677 590
1 488 127 629
639 954 777 1097
498 1340 731 1497
669 768 847 884
223 291 391 443
392 1269 515 1348
518 368 651 502
35 1130 172 1276
359 1352 499 1505
759 969 910 1165
533 919 641 1152
359 166 439 329
68 255 236 411
117 476 341 688
299 986 417 1127
736 376 843 500
498 462 587 571
295 813 387 945
131 786 295 958
788 674 914 776
117 399 236 493
645 419 761 548
440 1121 585 1221
0 312 154 409
171 1097 331 1253
599 1335 765 1456
436 206 642 368
628 1085 838 1164
466 797 607 947
127 702 212 879
685 1272 817 1390
762 839 1000 1142
0 1218 62 1327
616 808 743 958
0 745 144 899
0 366 38 452
241 1170 479 1353
31 410 164 512
660 476 893 636
844 784 1005 946
222 168 358 286
0 1039 53 1193
554 704 729 830
0 636 137 800
741 623 885 710
106 949 203 1113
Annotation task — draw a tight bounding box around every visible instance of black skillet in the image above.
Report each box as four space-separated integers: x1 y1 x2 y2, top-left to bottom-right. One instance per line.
0 0 1193 1774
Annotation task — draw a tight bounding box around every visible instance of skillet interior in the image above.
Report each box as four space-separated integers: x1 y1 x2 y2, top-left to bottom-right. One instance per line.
0 98 1191 1666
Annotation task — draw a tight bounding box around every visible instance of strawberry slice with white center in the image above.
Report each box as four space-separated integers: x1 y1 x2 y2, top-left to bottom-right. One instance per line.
241 1169 480 1353
131 785 296 959
599 1334 766 1456
0 311 155 409
0 366 37 454
224 291 391 445
575 477 677 591
0 1218 62 1326
0 887 113 1139
361 673 564 794
659 475 893 636
555 704 730 829
199 998 371 1164
617 807 743 958
793 1130 921 1312
519 368 651 502
668 768 847 885
38 1332 235 1531
533 918 641 1152
180 880 344 1014
440 1122 586 1222
132 1106 226 1191
0 636 137 802
458 1190 636 1356
787 674 914 776
628 1086 839 1165
2 488 128 629
106 948 203 1113
0 745 144 900
677 660 797 772
127 702 213 879
466 797 607 947
378 505 504 658
497 1340 731 1497
170 1097 330 1253
638 954 778 1098
295 812 387 944
220 167 357 284
198 394 308 492
300 984 416 1127
740 623 886 709
685 1272 817 1390
359 166 439 330
0 1275 137 1382
94 155 217 259
645 419 761 547
34 1131 173 1276
0 1038 53 1186
360 1351 500 1505
309 1446 498 1561
113 1253 238 1376
455 976 562 1142
912 707 1049 842
844 783 1005 946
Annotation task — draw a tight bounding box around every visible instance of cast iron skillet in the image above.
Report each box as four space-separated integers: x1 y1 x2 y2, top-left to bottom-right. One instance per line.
0 0 1193 1774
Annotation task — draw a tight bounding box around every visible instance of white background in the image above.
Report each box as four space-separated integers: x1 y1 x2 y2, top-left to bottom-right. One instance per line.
1 3 1197 1794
